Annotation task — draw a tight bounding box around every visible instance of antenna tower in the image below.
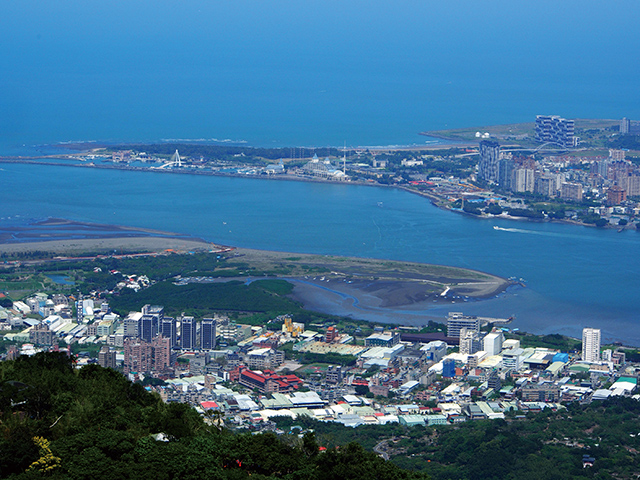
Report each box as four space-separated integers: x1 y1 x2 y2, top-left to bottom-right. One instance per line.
343 141 347 173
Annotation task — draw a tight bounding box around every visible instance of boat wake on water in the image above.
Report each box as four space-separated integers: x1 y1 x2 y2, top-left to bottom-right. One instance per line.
492 225 588 240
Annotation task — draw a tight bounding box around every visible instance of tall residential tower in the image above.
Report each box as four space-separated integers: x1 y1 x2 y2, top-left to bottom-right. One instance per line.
478 140 500 183
582 327 601 363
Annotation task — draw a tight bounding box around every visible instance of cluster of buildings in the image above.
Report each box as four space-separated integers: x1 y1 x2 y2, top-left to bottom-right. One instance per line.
474 115 640 215
619 117 640 135
3 288 639 430
478 139 587 200
294 154 349 181
476 148 640 225
133 313 638 430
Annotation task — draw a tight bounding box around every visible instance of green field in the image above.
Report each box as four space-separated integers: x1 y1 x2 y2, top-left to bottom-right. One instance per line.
295 363 332 375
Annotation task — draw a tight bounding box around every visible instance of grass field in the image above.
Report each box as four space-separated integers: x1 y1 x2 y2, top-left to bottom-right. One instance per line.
295 363 332 375
0 274 54 299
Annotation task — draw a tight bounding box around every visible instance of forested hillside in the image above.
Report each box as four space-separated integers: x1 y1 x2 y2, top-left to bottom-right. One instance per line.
0 353 427 480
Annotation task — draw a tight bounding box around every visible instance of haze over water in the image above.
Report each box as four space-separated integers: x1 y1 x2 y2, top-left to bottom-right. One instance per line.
1 2 640 343
1 1 640 150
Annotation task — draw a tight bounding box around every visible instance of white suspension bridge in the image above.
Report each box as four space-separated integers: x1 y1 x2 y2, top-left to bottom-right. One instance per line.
156 149 183 169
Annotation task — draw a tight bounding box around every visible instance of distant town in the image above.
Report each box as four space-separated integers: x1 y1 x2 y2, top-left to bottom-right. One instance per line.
2 283 637 432
9 115 637 231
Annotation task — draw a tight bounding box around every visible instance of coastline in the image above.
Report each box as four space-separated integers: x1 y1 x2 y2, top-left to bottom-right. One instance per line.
0 236 218 256
232 246 511 300
0 219 223 256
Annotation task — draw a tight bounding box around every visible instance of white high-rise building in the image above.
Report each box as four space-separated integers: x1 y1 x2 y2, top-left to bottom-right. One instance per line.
483 331 504 356
513 168 535 193
582 328 601 363
620 117 631 134
459 328 482 356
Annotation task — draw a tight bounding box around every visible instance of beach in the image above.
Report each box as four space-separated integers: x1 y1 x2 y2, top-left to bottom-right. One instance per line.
0 236 218 256
0 218 221 256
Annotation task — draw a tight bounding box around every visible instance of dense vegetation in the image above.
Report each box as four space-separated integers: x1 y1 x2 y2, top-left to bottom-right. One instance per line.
109 279 301 319
0 353 428 480
610 134 640 150
296 352 357 367
509 333 582 352
275 399 640 479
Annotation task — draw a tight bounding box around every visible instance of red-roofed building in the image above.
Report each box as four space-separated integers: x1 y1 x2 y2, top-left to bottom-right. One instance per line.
200 401 220 410
238 368 302 394
325 326 338 343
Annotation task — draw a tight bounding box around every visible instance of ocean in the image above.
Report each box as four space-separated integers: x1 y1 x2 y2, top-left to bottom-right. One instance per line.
1 1 640 151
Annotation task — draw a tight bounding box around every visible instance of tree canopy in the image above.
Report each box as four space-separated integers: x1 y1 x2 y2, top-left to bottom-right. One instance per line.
0 353 429 480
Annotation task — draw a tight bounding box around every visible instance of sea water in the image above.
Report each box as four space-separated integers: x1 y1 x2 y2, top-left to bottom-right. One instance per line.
1 1 640 150
0 163 638 345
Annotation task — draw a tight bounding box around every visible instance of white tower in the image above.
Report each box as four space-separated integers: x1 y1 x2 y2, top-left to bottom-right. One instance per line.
171 149 182 167
343 142 347 174
582 327 601 363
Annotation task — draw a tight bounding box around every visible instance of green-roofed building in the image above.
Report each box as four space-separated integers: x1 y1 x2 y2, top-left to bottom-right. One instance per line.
399 415 426 427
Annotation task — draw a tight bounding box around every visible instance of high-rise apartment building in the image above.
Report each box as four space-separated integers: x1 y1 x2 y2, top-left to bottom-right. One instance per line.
140 305 164 342
123 312 142 338
459 328 482 356
560 182 583 202
201 318 216 350
609 149 626 161
152 335 172 371
123 338 152 374
606 185 627 206
536 176 556 197
181 316 197 349
30 323 54 346
498 157 514 189
140 314 159 342
98 345 117 369
123 337 172 373
513 167 535 193
447 312 479 338
160 316 177 347
535 115 575 147
620 117 631 134
478 140 500 183
582 327 601 363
